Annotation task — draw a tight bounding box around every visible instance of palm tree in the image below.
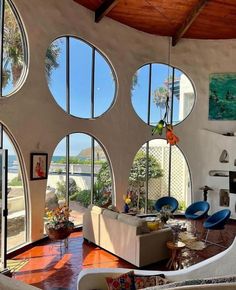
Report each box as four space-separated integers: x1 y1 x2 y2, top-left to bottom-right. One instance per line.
2 0 24 88
152 86 169 117
2 0 60 91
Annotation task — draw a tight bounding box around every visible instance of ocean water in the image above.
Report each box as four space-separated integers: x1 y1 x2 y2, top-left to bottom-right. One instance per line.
8 155 62 173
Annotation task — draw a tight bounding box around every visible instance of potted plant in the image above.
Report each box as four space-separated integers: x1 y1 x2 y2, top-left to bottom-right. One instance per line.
45 204 74 240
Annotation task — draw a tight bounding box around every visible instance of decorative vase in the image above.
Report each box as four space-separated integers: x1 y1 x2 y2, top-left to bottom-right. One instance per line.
124 203 129 213
45 224 72 240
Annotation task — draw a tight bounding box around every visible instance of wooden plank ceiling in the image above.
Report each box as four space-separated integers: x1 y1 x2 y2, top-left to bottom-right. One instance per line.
74 0 236 46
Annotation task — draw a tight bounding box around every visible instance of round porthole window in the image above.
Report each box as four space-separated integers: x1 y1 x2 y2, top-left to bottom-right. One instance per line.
131 63 195 126
46 36 116 118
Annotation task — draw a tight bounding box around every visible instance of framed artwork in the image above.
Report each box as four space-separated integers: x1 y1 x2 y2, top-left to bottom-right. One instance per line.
209 73 236 120
30 153 48 180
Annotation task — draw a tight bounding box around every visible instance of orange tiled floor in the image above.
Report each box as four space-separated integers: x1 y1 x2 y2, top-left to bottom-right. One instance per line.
12 219 236 290
13 232 134 289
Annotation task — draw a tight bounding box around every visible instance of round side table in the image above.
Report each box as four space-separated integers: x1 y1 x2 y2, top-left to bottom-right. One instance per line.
166 241 186 270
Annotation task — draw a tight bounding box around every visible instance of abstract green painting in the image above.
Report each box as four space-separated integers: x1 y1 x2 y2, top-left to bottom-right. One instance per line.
209 73 236 120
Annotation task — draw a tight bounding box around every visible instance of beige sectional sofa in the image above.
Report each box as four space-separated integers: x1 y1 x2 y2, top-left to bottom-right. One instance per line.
0 274 41 290
83 205 173 267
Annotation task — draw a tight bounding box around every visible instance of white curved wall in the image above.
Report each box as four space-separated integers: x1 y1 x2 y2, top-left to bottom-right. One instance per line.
1 0 236 241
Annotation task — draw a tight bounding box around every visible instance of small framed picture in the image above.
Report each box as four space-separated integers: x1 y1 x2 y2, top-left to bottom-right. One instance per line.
30 153 48 180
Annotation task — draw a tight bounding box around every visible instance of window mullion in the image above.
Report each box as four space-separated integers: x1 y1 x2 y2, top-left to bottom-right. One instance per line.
91 138 95 204
91 47 95 118
145 142 149 213
168 67 175 196
66 36 70 114
147 64 152 125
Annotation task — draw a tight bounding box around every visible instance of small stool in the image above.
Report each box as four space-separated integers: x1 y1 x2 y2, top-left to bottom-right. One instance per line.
166 241 186 270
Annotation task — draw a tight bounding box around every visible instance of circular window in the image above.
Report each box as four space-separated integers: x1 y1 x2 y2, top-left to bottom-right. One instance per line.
2 0 27 96
46 36 116 118
131 63 195 126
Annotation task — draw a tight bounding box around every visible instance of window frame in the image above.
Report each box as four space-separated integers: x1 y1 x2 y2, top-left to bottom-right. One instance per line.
48 35 117 120
131 62 196 127
1 0 28 97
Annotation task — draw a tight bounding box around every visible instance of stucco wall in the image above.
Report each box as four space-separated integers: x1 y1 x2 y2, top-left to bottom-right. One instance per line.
1 0 236 241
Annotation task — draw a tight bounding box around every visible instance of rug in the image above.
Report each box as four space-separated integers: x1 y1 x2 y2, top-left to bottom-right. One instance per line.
6 259 29 272
179 232 206 251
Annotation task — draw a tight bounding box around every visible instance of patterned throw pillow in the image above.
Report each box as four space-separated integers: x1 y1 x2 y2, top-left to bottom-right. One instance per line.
134 274 169 289
106 271 135 290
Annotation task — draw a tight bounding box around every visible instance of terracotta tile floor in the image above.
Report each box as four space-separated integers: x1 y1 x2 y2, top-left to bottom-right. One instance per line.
11 218 236 290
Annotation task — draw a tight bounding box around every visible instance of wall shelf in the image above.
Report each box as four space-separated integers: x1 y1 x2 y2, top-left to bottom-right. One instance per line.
209 170 229 177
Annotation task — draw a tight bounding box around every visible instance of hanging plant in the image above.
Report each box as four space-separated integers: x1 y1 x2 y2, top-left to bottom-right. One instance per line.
152 89 179 145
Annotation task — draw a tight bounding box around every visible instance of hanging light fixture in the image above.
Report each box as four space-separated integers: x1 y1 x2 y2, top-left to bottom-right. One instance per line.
152 38 179 145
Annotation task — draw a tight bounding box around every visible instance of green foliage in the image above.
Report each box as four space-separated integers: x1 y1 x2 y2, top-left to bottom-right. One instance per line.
96 151 163 192
55 168 63 174
93 181 111 206
54 157 103 164
131 72 138 92
9 176 22 186
2 2 60 88
96 162 112 190
70 189 91 208
56 178 78 198
129 151 163 187
70 182 111 208
153 87 168 108
178 200 186 211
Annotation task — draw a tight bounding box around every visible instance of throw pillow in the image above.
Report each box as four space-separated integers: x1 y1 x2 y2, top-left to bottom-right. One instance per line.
106 271 135 290
133 274 169 290
147 221 160 231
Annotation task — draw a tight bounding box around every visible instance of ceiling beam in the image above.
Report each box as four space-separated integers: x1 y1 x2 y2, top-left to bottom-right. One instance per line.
95 0 120 23
172 0 209 46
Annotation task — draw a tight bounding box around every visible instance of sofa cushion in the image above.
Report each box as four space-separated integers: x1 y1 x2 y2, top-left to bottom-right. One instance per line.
88 204 104 214
117 213 150 234
103 209 119 219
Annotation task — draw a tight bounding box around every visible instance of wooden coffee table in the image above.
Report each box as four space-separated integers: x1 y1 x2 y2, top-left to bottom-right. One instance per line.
166 240 186 270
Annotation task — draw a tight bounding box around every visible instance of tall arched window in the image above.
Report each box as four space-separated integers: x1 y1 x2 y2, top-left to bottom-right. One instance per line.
46 36 116 118
128 139 191 213
46 133 113 226
2 0 27 96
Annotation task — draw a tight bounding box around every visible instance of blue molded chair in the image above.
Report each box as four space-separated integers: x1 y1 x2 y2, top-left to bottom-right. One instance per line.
155 196 179 213
185 201 210 235
203 209 231 247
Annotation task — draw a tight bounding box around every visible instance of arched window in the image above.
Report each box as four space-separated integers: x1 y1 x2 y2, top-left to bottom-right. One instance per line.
2 0 27 96
46 36 116 118
131 63 195 126
46 133 113 226
127 139 191 212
